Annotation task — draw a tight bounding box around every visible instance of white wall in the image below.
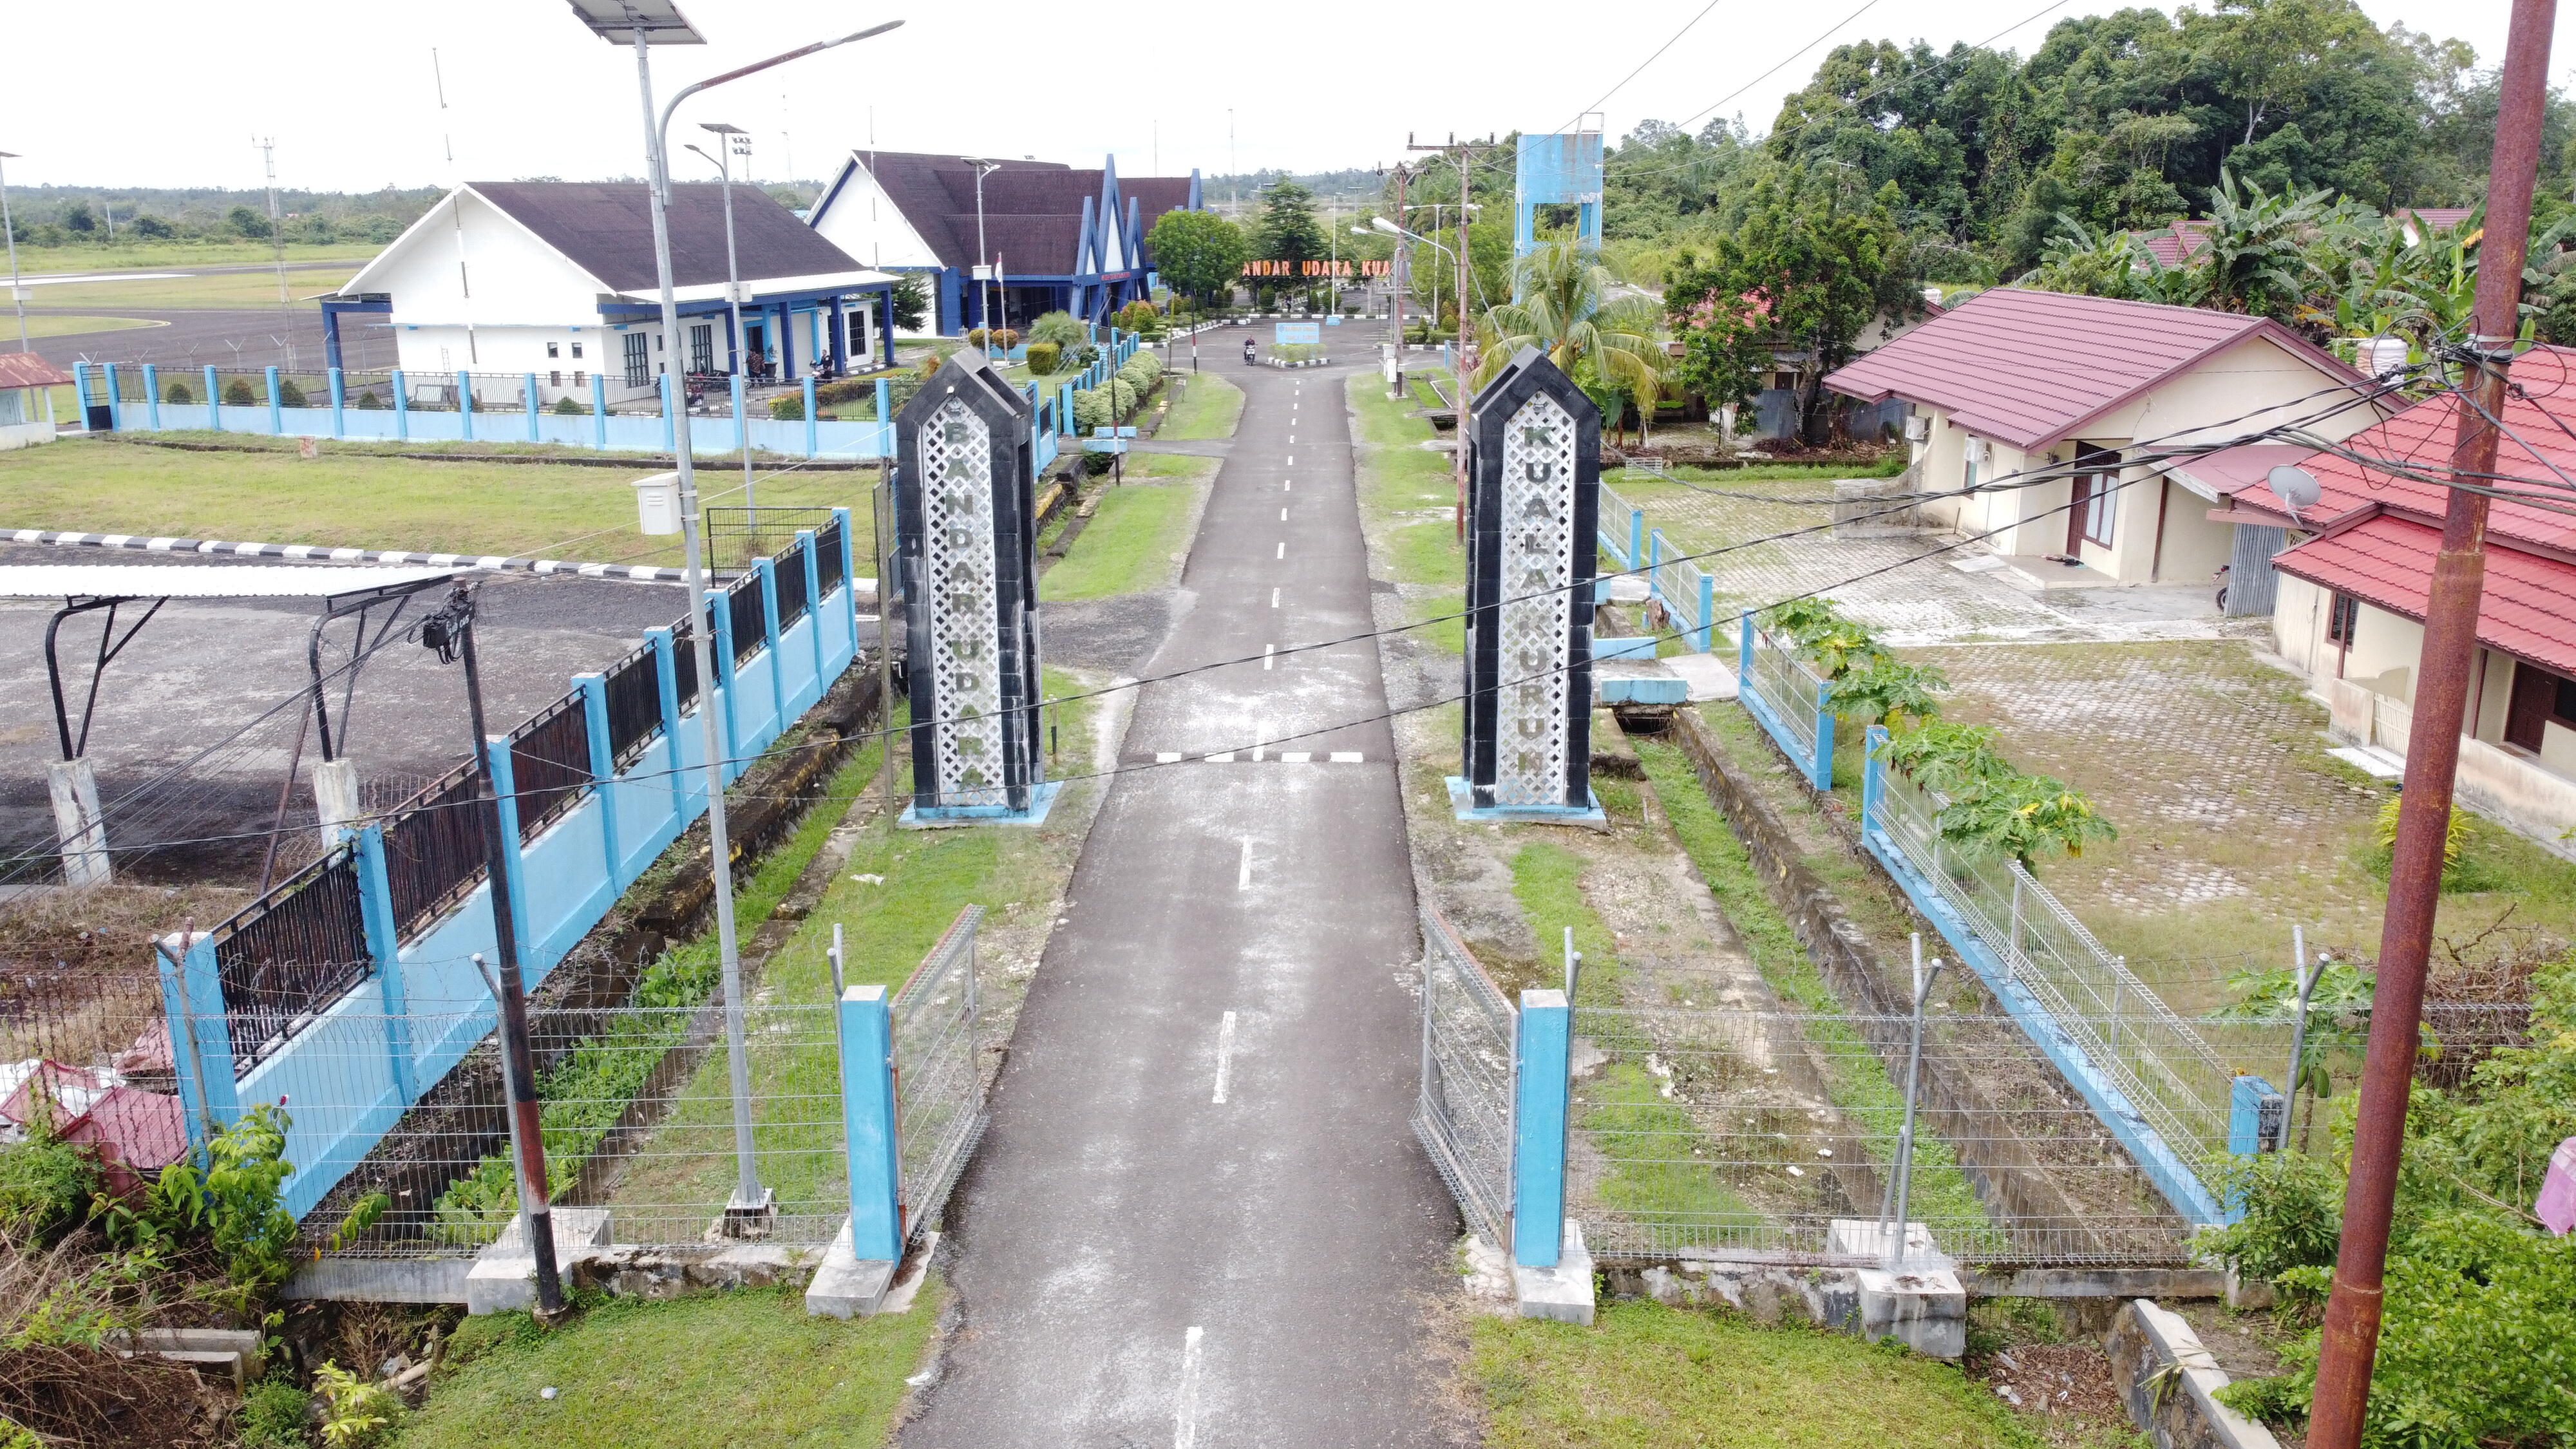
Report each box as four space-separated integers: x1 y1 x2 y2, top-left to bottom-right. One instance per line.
810 159 942 271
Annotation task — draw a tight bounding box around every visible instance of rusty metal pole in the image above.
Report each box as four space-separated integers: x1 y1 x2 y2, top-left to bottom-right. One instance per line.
2306 1 2555 1441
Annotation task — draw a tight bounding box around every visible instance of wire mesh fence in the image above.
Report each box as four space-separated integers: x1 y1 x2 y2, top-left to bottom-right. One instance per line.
1412 906 1517 1249
1568 1003 2202 1266
1870 764 2239 1188
704 507 842 574
891 907 984 1249
1742 625 1827 766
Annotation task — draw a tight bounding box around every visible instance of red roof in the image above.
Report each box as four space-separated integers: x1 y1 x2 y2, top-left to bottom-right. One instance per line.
2139 220 2215 269
2273 514 2576 676
2400 207 2474 235
0 352 73 389
2225 346 2576 560
1821 288 2362 453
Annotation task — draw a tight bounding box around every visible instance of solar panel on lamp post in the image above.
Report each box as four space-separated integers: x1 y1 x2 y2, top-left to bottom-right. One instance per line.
565 0 904 1235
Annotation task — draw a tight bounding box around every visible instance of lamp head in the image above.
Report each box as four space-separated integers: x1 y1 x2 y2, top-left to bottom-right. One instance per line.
1370 216 1402 236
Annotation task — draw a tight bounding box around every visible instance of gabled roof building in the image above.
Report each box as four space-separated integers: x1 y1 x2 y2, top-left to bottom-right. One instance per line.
808 151 1203 334
325 180 899 406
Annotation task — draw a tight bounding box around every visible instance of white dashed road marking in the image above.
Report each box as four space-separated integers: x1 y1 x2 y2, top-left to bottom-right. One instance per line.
1271 587 1280 608
1213 1013 1238 1103
1237 838 1253 890
1263 644 1274 670
1275 541 1285 559
1175 1327 1206 1449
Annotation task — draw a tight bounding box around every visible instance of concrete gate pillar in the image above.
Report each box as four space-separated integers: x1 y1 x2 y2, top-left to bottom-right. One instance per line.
313 757 363 851
1454 347 1603 821
892 351 1054 825
46 757 109 886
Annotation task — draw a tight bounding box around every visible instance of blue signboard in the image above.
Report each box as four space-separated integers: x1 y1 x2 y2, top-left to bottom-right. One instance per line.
1274 322 1321 345
1081 438 1129 454
1091 426 1140 438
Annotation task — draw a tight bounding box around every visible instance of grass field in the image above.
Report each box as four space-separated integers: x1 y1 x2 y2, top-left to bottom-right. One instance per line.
1158 374 1244 440
19 268 363 310
398 1285 938 1449
0 437 874 568
1348 370 1465 652
1471 1301 2048 1448
6 314 164 339
1039 482 1201 600
10 242 383 274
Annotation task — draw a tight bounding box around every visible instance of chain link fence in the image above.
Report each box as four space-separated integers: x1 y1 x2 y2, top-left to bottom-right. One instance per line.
1412 905 1517 1249
891 907 985 1249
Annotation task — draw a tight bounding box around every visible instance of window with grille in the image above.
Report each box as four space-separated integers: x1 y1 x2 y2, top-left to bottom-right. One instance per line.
623 332 649 388
2326 592 2359 644
549 370 562 388
690 324 714 374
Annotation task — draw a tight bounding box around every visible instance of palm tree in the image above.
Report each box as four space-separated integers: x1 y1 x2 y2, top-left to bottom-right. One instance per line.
1470 240 1670 444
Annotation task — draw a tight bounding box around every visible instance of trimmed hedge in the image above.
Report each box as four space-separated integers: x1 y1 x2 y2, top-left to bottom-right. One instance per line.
1025 341 1061 375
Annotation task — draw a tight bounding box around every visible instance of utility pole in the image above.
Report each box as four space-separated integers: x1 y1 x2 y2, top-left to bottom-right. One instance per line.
1 150 29 355
1408 132 1499 538
1387 164 1409 398
255 137 294 369
2305 1 2556 1444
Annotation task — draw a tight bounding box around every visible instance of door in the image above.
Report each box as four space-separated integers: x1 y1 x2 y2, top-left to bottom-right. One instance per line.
745 323 767 375
2067 444 2119 553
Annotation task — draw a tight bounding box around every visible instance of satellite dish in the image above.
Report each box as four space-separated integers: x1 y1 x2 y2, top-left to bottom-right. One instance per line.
2267 464 2322 521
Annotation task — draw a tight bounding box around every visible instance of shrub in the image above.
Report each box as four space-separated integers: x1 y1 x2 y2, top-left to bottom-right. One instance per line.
278 378 307 408
237 1379 314 1449
1028 310 1088 350
965 328 987 350
1071 379 1139 432
223 378 257 406
990 328 1020 351
0 1125 100 1245
1024 341 1061 375
353 390 385 410
93 1103 297 1293
770 393 804 421
1871 720 2113 873
1832 656 1949 728
163 380 193 404
313 1360 399 1448
551 395 586 415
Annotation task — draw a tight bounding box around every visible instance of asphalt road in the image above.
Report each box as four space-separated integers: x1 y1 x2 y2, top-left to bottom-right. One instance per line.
902 326 1463 1447
13 307 397 375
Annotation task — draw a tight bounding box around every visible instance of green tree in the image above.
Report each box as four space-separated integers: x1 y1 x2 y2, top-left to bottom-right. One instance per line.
1470 240 1669 443
888 274 929 333
227 205 272 240
59 200 94 234
1251 180 1327 266
1148 209 1250 306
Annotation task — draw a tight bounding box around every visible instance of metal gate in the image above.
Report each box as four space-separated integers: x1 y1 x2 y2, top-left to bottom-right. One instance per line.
892 905 987 1245
1413 905 1518 1247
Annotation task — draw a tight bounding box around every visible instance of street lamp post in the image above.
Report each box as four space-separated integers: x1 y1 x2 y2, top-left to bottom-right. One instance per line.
569 0 902 1233
960 158 1002 354
1371 215 1467 538
1 151 28 355
687 122 756 507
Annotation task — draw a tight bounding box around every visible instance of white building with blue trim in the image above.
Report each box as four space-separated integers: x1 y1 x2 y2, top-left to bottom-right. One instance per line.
806 151 1201 334
324 180 899 407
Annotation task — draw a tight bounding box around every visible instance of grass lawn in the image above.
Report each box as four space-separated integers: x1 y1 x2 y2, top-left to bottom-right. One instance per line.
1471 1300 2046 1449
0 437 873 569
1039 482 1200 601
1348 370 1466 652
8 314 164 339
607 672 1096 1228
399 1285 938 1449
10 242 383 274
1157 374 1244 440
14 267 365 310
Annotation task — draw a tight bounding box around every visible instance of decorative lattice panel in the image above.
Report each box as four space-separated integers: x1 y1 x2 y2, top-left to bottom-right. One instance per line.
920 398 1007 806
1493 393 1577 805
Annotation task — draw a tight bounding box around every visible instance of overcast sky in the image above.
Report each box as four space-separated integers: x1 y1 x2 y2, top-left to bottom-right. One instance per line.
4 1 2571 196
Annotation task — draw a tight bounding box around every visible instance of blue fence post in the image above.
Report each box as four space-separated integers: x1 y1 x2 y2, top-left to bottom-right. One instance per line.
706 588 741 782
836 983 903 1261
2228 1075 2282 1157
457 370 475 443
1862 724 1888 839
1646 529 1663 621
204 365 222 431
391 369 408 440
799 530 828 682
1058 383 1074 437
1696 573 1716 654
873 377 893 459
575 673 623 887
265 366 283 435
143 365 161 430
154 929 242 1148
592 374 609 450
524 372 540 442
1739 612 1755 688
1513 988 1571 1268
832 506 861 630
328 368 346 439
483 735 533 971
647 625 688 820
1812 676 1836 791
755 556 786 724
352 825 416 1104
804 375 819 457
72 363 93 424
660 374 678 455
103 363 122 431
1629 506 1644 569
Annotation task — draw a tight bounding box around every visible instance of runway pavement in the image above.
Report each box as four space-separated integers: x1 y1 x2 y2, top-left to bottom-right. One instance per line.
900 322 1464 1447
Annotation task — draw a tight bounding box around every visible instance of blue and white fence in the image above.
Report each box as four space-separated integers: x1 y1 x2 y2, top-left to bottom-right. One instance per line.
1737 617 1835 790
1414 905 1581 1270
155 515 865 1220
76 362 898 462
1596 478 1719 653
1857 724 2244 1226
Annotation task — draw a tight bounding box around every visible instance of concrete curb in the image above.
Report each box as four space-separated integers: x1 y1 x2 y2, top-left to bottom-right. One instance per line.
2105 1299 2283 1449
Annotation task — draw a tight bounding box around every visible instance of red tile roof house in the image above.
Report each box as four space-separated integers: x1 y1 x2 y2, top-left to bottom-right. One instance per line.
2213 347 2576 849
1822 289 2389 589
0 351 73 450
